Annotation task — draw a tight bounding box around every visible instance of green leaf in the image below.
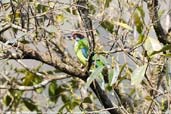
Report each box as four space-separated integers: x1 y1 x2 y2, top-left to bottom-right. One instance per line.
83 97 92 103
36 3 48 13
105 0 112 8
164 53 171 57
113 21 133 31
144 37 162 55
150 44 171 56
158 10 165 18
109 63 120 86
33 76 43 93
129 88 136 96
88 2 96 14
137 6 145 19
145 96 153 101
61 92 70 103
60 93 80 112
23 72 35 86
119 64 126 76
131 64 147 85
48 81 58 103
23 98 38 111
85 66 105 88
49 81 57 95
56 14 65 23
19 39 30 44
133 10 143 33
136 34 145 45
94 55 108 66
22 71 43 93
58 103 67 113
101 20 114 33
3 95 12 106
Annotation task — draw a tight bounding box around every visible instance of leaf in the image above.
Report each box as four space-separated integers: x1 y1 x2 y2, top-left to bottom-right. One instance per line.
101 20 114 33
94 55 108 67
109 63 120 86
88 2 96 14
56 14 65 23
85 66 105 88
150 44 171 56
48 81 58 103
65 7 77 15
133 10 143 33
61 93 70 103
113 21 133 31
32 76 43 93
49 81 57 95
2 0 10 4
44 25 58 33
36 3 48 13
3 95 12 106
22 71 43 93
131 64 147 85
158 10 165 18
48 2 55 8
105 0 112 8
19 39 30 44
60 93 80 113
23 98 38 111
83 97 92 103
136 34 145 45
137 6 145 19
144 37 162 55
23 72 35 86
145 96 153 101
164 53 171 57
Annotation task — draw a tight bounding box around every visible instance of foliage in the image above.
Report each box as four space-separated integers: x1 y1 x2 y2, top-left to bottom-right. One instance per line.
0 0 171 114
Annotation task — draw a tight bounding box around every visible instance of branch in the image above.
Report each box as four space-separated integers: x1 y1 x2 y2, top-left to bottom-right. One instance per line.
0 74 70 91
76 0 95 71
0 23 27 34
145 0 170 44
90 80 122 114
76 1 122 114
0 40 87 79
0 24 11 34
145 0 170 112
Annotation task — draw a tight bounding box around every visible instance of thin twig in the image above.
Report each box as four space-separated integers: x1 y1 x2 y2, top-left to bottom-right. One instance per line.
0 74 70 91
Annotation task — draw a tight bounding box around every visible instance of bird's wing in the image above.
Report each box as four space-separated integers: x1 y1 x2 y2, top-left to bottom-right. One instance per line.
81 48 88 58
80 39 89 48
77 50 88 65
74 38 89 65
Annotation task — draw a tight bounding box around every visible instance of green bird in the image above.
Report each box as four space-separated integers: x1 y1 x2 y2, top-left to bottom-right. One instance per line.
71 33 89 65
71 33 108 83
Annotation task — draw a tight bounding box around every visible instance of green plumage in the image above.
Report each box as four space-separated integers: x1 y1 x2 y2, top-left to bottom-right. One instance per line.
73 34 108 83
74 38 89 65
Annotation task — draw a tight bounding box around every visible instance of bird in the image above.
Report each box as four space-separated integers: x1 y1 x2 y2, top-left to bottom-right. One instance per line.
71 33 89 65
69 32 109 83
70 33 105 67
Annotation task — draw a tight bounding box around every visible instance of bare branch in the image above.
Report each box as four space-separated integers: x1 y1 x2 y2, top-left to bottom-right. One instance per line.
145 0 170 44
0 74 70 91
76 0 95 71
